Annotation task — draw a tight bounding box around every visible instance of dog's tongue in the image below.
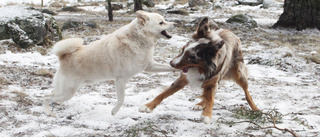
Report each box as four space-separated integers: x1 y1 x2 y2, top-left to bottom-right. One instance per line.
182 67 189 73
161 30 172 39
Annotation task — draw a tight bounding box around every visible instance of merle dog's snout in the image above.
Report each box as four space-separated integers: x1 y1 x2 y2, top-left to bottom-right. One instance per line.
170 60 175 67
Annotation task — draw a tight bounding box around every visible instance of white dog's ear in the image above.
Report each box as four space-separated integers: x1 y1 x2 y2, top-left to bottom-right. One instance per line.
136 10 149 25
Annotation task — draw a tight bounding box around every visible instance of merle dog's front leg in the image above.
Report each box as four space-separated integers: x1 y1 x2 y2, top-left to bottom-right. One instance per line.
139 73 188 112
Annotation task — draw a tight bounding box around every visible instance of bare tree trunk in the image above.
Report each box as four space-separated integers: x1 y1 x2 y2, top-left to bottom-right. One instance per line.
134 0 143 12
41 0 43 8
273 0 320 31
107 0 113 21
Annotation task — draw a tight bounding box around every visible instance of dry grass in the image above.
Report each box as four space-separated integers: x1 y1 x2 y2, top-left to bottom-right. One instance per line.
172 0 189 5
32 68 53 78
34 47 49 55
12 91 34 110
0 76 6 83
0 2 318 136
25 1 41 7
305 55 320 64
123 122 168 137
218 107 299 137
2 2 17 6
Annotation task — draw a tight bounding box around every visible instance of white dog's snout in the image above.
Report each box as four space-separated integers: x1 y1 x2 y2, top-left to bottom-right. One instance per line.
173 22 178 27
166 21 177 28
172 22 178 28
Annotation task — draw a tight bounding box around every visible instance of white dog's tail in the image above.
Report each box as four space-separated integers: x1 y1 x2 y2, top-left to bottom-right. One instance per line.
52 38 83 58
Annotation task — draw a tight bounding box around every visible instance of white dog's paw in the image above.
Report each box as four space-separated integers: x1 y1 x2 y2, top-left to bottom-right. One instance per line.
44 102 56 117
201 115 211 124
111 108 119 116
44 109 57 117
139 105 152 113
192 105 204 111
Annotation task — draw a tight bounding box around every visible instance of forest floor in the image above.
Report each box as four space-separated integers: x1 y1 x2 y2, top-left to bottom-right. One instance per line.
0 1 320 136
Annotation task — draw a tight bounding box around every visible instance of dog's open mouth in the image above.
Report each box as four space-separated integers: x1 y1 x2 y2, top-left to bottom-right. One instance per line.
182 67 191 73
161 30 172 39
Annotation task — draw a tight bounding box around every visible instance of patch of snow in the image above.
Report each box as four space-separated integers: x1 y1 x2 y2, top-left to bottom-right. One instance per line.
78 5 106 12
155 4 170 10
0 6 42 22
248 64 299 83
0 0 320 136
0 0 50 6
229 5 261 11
0 51 58 68
164 35 189 48
254 18 278 25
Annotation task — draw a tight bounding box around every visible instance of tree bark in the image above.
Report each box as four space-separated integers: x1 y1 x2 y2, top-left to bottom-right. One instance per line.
107 0 113 21
273 0 320 31
134 0 143 12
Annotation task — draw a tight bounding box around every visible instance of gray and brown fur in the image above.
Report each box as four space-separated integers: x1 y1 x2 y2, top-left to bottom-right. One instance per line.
140 17 259 123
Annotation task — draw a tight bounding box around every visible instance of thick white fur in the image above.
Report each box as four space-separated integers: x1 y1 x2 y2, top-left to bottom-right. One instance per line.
209 29 224 42
52 38 83 57
139 105 152 113
44 11 177 116
186 67 205 89
201 115 211 124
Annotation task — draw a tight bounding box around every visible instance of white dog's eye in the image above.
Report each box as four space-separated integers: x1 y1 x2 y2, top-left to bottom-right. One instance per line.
159 21 164 25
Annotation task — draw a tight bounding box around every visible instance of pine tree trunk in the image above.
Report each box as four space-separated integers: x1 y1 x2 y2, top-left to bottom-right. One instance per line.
134 0 143 12
107 0 113 21
273 0 320 31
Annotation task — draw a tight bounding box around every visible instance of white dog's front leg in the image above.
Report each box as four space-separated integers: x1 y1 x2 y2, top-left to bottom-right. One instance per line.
144 60 177 72
111 78 128 115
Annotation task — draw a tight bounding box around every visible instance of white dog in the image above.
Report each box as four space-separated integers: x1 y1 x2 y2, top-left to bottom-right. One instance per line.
44 10 177 116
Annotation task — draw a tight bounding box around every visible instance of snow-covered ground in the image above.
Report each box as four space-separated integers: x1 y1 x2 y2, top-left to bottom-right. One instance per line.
0 0 106 6
0 0 320 136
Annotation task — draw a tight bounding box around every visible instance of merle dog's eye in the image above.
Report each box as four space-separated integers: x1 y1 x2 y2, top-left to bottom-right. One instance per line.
159 21 164 25
189 54 196 59
187 54 196 61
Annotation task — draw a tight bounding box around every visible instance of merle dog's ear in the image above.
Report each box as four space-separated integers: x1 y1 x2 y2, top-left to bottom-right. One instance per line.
199 17 209 28
195 17 210 38
204 60 217 80
209 20 220 30
206 40 225 53
136 10 149 25
202 40 224 80
216 40 225 49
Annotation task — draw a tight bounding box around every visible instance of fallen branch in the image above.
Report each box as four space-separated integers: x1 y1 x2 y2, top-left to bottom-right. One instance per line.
218 108 299 137
124 122 168 137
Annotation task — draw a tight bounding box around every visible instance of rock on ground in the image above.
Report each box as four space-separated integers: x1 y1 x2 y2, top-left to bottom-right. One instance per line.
0 6 61 48
143 0 155 7
189 0 206 7
105 3 124 10
238 0 263 6
262 0 284 8
226 14 258 28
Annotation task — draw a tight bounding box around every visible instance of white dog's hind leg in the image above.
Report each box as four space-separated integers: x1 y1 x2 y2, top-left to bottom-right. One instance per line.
44 78 80 116
111 78 128 115
44 91 56 117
